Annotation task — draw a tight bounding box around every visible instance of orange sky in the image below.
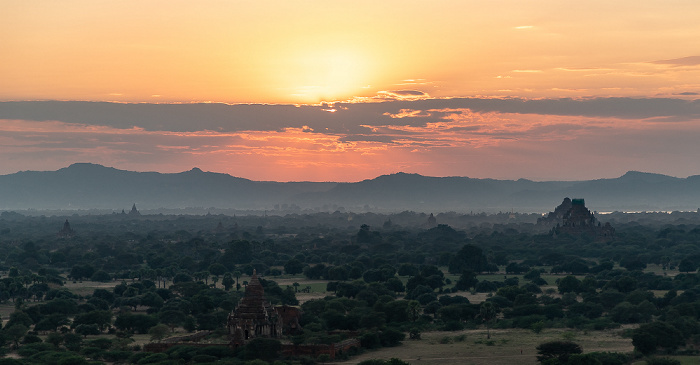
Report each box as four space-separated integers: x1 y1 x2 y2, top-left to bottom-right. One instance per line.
1 1 700 181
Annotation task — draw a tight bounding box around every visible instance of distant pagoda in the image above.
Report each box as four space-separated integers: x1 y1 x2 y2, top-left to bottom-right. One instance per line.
129 203 141 216
58 219 75 238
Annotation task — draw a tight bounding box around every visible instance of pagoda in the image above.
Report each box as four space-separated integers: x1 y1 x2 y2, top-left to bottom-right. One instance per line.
227 270 282 346
57 219 75 238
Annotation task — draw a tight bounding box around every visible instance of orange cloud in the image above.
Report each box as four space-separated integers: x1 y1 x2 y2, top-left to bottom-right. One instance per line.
2 105 700 182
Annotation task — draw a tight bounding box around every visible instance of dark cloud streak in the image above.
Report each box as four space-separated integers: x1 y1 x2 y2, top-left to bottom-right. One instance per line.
652 55 700 66
1 97 699 137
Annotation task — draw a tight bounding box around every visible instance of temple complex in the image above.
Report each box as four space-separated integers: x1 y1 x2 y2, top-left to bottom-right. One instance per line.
539 198 615 240
537 197 573 226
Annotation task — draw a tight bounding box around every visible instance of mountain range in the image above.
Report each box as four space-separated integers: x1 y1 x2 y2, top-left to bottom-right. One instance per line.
1 163 699 213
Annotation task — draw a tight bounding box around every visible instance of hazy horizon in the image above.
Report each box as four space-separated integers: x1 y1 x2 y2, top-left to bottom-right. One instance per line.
0 161 695 184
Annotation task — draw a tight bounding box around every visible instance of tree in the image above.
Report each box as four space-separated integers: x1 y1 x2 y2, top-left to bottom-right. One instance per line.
222 273 234 291
75 324 100 338
454 270 478 291
140 292 164 309
385 277 405 293
159 310 187 332
233 271 242 291
63 333 83 352
208 263 227 277
406 300 421 322
678 258 697 273
632 321 684 355
71 310 112 332
448 244 488 274
244 338 281 361
5 324 28 348
536 341 582 363
114 313 158 334
557 275 581 294
34 313 70 332
478 302 497 339
45 332 64 349
172 273 193 284
90 270 112 282
284 259 305 275
148 324 170 342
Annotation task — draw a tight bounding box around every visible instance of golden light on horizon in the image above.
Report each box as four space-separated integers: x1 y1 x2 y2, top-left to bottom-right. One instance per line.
4 1 699 104
259 43 380 103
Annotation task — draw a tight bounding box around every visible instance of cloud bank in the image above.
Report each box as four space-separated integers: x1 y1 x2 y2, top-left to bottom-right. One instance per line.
1 97 700 181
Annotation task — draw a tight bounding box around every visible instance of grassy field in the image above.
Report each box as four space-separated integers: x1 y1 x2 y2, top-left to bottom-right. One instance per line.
339 327 635 365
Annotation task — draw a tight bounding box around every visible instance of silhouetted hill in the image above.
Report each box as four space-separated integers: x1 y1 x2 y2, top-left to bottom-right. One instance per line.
1 164 699 212
0 163 334 211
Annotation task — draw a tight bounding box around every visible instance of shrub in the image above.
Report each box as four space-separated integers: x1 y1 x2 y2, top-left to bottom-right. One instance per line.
632 321 684 355
536 341 582 363
191 354 218 363
136 352 168 364
645 357 681 365
100 350 131 362
439 336 452 344
379 328 405 347
21 334 42 344
16 342 54 357
440 321 465 331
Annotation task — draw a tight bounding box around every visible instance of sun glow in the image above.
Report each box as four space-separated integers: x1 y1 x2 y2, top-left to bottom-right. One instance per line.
267 46 376 103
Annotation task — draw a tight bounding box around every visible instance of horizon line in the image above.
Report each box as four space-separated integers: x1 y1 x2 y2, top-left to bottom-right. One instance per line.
1 162 691 184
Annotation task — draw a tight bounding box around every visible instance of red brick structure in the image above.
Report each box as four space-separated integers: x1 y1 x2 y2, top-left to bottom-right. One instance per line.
281 339 360 360
275 305 302 335
227 270 283 346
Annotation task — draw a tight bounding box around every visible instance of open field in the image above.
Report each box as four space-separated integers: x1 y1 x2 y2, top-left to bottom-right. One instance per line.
340 328 635 365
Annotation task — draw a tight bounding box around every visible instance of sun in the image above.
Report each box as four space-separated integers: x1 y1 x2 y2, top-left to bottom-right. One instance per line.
268 46 375 103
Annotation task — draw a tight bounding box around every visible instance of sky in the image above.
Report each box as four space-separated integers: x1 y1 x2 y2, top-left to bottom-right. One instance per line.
2 1 700 182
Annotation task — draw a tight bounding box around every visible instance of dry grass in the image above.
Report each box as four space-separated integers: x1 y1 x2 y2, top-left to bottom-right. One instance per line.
339 328 634 365
63 280 121 297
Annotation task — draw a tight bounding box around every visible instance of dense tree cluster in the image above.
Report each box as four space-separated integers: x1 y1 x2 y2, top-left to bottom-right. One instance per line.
1 209 700 363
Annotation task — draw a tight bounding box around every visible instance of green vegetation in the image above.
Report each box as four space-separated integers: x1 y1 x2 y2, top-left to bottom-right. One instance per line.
1 209 700 364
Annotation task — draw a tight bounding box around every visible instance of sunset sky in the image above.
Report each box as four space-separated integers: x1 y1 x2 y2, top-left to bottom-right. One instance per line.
2 1 700 181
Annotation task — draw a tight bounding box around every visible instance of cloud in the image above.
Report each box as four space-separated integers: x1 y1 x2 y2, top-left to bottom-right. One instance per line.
651 55 700 66
3 97 700 181
2 97 700 139
376 90 429 100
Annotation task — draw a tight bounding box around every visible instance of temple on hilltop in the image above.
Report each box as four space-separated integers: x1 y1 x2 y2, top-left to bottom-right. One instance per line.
539 198 615 241
57 219 75 238
227 270 301 347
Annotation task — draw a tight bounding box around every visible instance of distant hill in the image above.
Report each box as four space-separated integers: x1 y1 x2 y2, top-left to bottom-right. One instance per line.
0 163 334 211
1 164 699 213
